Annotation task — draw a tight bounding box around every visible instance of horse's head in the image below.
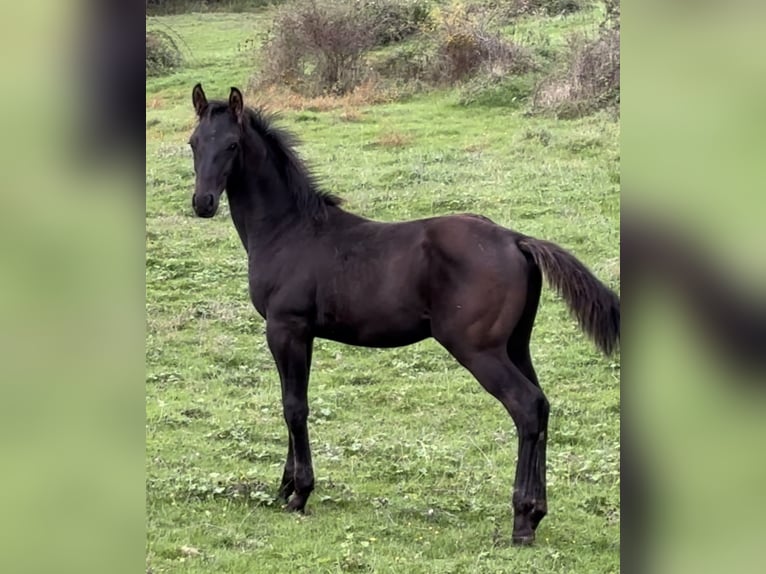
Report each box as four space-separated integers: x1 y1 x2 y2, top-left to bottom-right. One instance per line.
188 83 245 218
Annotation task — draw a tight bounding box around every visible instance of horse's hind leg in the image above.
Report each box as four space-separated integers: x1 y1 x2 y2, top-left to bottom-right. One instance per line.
504 264 548 530
447 344 550 545
506 339 548 532
507 343 548 532
507 258 542 388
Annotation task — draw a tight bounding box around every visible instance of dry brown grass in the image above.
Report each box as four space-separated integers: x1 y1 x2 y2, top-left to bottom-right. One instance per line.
338 108 364 122
373 130 415 148
533 75 577 109
463 139 489 153
247 79 398 113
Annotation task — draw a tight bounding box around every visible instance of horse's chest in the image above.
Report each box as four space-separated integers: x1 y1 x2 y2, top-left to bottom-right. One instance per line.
247 257 313 320
247 275 268 319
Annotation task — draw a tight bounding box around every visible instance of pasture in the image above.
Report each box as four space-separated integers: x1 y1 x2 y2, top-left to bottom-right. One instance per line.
146 5 620 573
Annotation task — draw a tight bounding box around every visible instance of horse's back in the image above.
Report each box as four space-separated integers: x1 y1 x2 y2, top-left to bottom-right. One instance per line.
423 213 526 263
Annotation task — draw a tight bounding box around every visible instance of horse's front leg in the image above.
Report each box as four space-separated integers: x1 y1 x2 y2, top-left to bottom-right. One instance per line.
267 317 314 512
277 436 295 502
277 338 313 502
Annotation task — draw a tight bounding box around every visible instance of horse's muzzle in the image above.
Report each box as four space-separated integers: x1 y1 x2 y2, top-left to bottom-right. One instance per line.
192 193 218 218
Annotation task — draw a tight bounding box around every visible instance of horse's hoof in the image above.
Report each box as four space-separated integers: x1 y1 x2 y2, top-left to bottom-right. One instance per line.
511 533 535 546
277 488 294 503
285 496 307 513
530 507 547 530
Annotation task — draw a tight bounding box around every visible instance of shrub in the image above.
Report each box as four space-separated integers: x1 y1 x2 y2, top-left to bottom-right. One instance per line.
253 0 380 96
369 39 433 84
252 0 435 96
533 26 619 118
429 2 535 84
360 0 433 46
146 29 183 77
603 0 620 29
251 0 544 101
507 0 588 17
146 0 283 15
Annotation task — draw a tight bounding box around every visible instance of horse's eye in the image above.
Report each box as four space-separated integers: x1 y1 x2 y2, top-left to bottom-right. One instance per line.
228 143 238 151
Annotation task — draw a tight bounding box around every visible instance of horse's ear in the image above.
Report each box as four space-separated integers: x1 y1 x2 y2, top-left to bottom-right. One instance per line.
192 83 208 118
229 87 244 123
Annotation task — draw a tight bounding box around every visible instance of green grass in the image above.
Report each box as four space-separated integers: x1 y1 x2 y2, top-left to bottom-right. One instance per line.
146 7 619 573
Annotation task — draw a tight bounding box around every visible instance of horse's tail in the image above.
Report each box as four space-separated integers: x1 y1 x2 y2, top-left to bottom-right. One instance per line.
517 236 620 356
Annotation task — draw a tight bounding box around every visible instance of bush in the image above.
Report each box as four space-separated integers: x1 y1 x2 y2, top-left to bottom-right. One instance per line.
251 0 543 101
360 0 433 46
508 0 588 17
533 26 619 118
253 0 380 96
146 29 183 77
602 0 619 29
146 0 283 15
252 0 435 96
369 40 434 85
429 2 536 83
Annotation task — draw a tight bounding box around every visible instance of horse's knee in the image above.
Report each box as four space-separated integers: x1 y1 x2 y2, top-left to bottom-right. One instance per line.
283 397 309 428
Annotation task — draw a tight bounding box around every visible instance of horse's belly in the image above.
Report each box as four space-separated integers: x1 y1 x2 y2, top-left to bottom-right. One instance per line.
315 266 430 347
316 318 431 348
315 293 431 347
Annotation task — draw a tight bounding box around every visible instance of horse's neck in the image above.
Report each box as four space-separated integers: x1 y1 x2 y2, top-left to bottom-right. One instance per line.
226 165 305 254
227 192 251 253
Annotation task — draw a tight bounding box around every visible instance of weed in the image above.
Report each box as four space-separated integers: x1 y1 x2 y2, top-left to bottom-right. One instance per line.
373 131 416 148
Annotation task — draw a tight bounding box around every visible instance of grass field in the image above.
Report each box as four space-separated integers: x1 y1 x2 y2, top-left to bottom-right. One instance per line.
146 6 620 573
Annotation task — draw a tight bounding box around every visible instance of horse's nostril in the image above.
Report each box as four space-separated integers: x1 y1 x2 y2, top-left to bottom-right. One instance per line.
206 195 214 209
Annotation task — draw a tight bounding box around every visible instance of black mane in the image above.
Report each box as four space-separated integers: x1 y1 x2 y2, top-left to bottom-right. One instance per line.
207 101 343 219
